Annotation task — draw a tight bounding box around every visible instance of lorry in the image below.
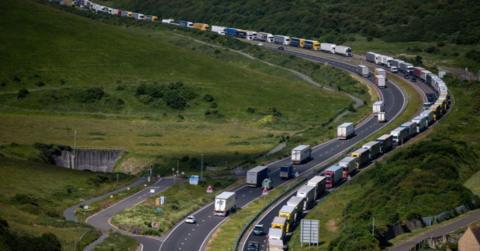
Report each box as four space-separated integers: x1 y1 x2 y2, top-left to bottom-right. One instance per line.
412 115 428 133
271 216 288 233
307 176 326 200
351 148 371 167
421 110 434 125
377 112 386 122
400 121 418 138
375 68 387 78
373 101 384 114
304 40 320 50
279 165 294 179
390 126 410 145
362 141 382 159
211 25 226 35
338 156 358 178
335 45 352 57
268 227 284 241
214 192 236 216
320 43 336 54
133 13 145 20
256 32 274 42
246 31 257 40
224 28 237 37
273 35 290 45
290 38 305 47
376 134 394 153
192 23 209 31
291 145 312 164
399 62 413 75
279 205 298 226
246 165 269 187
357 65 370 78
161 18 174 24
268 239 285 251
322 164 343 189
375 75 386 88
236 29 247 38
337 122 355 139
366 52 380 64
178 20 193 28
296 185 316 210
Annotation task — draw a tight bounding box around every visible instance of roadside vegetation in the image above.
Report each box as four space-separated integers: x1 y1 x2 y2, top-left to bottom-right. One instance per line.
288 77 480 250
0 144 132 250
93 232 138 251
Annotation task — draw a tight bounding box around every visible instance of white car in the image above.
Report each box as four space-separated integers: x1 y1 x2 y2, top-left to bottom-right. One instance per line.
185 215 196 224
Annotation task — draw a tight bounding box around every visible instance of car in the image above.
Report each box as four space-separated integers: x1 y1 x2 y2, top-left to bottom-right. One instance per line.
246 241 259 251
277 46 285 50
253 224 264 235
185 215 196 224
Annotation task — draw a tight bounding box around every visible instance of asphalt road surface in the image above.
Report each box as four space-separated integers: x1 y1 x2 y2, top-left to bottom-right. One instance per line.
160 51 408 251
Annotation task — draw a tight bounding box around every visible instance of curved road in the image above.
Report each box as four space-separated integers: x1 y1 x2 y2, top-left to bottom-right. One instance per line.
160 51 409 251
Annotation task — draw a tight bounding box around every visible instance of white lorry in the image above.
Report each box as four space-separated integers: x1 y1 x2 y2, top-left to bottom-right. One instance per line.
211 25 226 35
357 65 370 78
296 185 316 210
375 75 386 88
291 145 311 164
334 45 352 56
373 101 384 114
214 192 236 216
320 43 336 54
268 239 285 251
337 122 355 139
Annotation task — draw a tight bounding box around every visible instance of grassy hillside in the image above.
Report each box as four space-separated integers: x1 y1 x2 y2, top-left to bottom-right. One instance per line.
288 77 480 250
0 144 133 250
0 0 363 173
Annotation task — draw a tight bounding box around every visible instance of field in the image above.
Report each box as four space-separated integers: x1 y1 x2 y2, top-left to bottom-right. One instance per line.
0 0 367 175
94 233 138 251
0 144 132 250
288 77 480 250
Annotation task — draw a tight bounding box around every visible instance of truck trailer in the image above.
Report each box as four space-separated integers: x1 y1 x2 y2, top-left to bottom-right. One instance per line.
246 165 269 187
337 122 355 139
291 145 311 164
375 75 386 88
214 192 236 216
357 65 370 78
421 110 434 125
366 52 380 64
390 127 409 145
322 164 343 189
296 185 316 210
400 121 418 138
362 141 382 159
338 156 358 178
304 40 320 50
373 101 384 114
307 176 326 200
273 35 290 45
271 216 288 233
256 32 274 42
224 28 237 36
279 165 294 179
351 148 371 167
279 205 298 226
192 23 209 31
335 45 352 56
412 115 428 133
376 134 394 153
268 239 285 251
211 25 226 35
378 112 386 122
268 227 284 241
320 43 336 53
375 68 387 78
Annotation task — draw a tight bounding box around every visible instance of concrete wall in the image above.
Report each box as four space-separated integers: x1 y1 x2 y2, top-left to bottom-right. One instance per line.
54 148 123 172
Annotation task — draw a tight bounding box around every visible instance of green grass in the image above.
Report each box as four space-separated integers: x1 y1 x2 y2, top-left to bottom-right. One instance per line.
0 0 365 173
465 171 480 197
94 232 138 251
0 154 132 250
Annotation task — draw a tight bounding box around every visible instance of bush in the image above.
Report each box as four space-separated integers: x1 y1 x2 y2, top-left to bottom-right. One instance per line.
246 107 256 113
17 88 29 100
203 94 214 102
78 87 106 103
466 50 480 63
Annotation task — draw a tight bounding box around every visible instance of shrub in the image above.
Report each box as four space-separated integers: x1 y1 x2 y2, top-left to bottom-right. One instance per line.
203 94 214 102
246 107 256 113
17 88 29 100
78 87 105 103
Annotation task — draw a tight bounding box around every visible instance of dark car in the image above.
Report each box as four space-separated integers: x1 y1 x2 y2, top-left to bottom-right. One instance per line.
253 224 264 235
247 241 259 251
278 46 285 50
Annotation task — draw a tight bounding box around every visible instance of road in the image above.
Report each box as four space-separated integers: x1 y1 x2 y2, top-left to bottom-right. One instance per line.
388 210 480 251
160 49 409 251
85 177 176 251
241 51 438 251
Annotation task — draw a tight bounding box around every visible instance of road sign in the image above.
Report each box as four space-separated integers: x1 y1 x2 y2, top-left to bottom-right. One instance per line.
206 185 213 193
160 196 165 205
189 175 199 185
300 219 319 246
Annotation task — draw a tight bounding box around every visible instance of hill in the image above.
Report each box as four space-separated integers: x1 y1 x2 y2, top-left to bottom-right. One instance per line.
0 0 362 173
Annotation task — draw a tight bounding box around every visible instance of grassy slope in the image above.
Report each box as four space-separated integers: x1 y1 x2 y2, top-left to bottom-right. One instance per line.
288 77 480 250
0 0 357 173
0 153 131 250
94 233 138 251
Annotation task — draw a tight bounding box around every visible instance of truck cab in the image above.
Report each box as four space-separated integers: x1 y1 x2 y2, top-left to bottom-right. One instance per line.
279 165 294 179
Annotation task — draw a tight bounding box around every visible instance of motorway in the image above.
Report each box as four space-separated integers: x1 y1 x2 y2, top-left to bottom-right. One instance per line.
159 50 410 251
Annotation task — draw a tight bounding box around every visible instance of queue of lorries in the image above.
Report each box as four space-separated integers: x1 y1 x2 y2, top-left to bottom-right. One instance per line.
65 1 450 249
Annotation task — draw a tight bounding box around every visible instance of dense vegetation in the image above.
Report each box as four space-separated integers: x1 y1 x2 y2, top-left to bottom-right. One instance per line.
0 217 61 251
289 77 480 250
103 0 480 45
